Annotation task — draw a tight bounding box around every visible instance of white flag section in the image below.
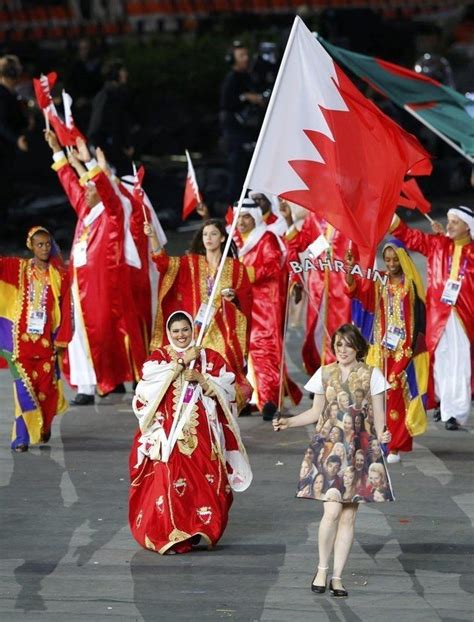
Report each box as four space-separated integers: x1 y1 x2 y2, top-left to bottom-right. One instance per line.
246 16 348 196
62 90 73 128
185 149 201 200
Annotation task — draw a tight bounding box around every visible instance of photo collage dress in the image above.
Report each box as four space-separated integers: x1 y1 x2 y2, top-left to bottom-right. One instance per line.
296 362 395 504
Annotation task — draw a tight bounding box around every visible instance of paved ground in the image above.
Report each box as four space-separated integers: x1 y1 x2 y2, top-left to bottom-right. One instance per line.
1 345 473 621
1 215 473 621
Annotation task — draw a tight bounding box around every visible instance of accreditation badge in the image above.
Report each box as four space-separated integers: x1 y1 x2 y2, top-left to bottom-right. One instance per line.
194 302 213 329
73 240 87 267
440 279 461 306
27 310 46 335
382 326 403 351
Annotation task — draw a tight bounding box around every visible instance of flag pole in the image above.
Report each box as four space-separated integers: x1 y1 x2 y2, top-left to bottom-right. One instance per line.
43 110 50 132
132 161 149 224
403 104 474 164
421 211 434 224
163 16 302 461
277 273 292 415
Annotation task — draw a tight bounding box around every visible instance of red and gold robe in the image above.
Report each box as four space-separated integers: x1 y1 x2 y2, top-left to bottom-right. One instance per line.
390 217 474 401
0 257 72 448
129 346 251 554
150 252 253 408
240 231 302 409
286 214 351 375
53 159 145 392
346 275 428 452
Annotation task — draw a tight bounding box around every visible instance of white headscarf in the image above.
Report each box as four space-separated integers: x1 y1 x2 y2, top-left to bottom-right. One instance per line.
250 189 288 237
166 310 196 351
235 199 268 256
447 205 474 238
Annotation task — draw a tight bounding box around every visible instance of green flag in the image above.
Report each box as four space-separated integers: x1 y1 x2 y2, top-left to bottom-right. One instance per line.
319 37 474 161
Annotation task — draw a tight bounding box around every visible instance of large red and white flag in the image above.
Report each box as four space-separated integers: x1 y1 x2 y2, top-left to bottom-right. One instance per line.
246 17 432 261
182 149 203 220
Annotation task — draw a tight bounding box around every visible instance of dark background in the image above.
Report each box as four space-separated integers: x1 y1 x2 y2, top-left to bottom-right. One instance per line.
0 1 473 252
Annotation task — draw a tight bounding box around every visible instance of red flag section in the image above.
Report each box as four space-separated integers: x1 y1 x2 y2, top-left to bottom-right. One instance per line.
48 112 84 147
182 150 202 221
398 178 431 214
281 65 432 262
32 72 57 109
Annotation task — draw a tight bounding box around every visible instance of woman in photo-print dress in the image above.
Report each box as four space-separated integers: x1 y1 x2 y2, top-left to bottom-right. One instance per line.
273 324 394 598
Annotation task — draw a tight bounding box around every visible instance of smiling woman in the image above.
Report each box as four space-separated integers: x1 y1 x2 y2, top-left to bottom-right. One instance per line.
128 310 252 554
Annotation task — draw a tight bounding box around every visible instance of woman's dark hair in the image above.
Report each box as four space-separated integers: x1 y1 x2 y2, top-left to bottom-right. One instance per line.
166 312 192 331
331 324 368 361
188 219 238 258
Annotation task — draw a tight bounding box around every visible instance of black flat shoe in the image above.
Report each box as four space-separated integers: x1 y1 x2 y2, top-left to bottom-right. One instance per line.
239 404 252 417
40 430 51 444
433 408 441 422
329 579 348 598
311 567 328 593
445 417 459 431
311 578 327 594
70 393 95 406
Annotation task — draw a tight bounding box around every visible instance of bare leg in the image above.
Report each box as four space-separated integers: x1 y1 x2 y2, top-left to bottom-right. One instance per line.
332 503 358 589
313 500 342 586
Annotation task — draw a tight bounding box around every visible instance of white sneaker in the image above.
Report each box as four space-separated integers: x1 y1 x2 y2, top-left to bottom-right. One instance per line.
387 453 401 464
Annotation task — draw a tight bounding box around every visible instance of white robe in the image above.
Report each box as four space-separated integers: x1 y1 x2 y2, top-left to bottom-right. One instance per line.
434 310 471 424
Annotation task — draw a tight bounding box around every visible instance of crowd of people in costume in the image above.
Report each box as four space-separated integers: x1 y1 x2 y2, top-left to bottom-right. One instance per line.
0 122 472 590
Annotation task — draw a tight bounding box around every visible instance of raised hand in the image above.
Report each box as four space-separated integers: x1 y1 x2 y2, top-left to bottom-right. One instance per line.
431 220 445 235
344 248 355 270
96 147 111 175
44 129 61 153
196 202 210 219
75 137 91 162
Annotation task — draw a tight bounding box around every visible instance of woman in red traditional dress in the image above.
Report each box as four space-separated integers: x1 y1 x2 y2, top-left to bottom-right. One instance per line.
144 219 253 410
129 311 252 554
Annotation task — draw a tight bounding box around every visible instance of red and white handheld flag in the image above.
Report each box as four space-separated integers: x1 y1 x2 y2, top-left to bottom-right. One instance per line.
182 149 203 220
33 72 58 130
132 162 148 223
48 90 85 147
33 72 57 110
245 17 432 264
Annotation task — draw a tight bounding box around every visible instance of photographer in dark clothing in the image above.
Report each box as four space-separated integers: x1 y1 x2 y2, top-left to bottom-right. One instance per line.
220 42 264 203
87 58 134 174
0 55 28 161
0 55 28 217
